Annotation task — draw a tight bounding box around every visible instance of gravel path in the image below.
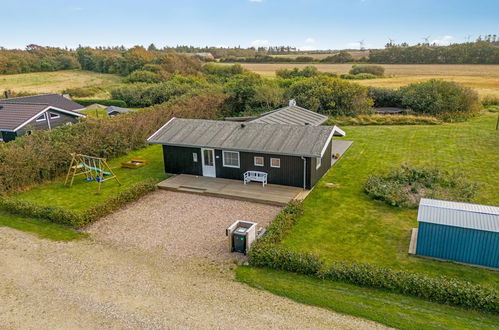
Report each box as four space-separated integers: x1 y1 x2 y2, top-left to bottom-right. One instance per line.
0 191 388 329
86 191 282 260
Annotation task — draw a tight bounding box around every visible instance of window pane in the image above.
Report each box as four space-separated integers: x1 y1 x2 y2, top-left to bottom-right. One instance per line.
271 158 280 168
203 150 213 166
254 156 264 166
223 151 239 167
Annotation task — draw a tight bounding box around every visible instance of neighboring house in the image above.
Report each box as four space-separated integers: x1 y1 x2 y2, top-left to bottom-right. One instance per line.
374 107 406 115
248 100 329 126
85 103 107 110
413 198 499 269
148 113 345 189
0 103 85 142
0 93 85 112
106 106 133 116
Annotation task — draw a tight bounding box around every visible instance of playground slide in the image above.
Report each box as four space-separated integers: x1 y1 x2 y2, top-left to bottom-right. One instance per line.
80 163 111 176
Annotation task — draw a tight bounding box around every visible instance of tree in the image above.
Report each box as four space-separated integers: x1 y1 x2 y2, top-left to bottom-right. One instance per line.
147 43 158 51
286 75 373 116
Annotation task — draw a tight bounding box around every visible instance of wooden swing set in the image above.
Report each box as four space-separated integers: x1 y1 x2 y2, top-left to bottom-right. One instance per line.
64 153 120 193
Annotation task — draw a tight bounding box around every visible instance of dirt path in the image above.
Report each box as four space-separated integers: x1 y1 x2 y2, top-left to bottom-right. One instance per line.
0 192 388 329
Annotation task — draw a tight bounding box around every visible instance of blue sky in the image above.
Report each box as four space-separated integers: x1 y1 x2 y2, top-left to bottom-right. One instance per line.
1 0 498 50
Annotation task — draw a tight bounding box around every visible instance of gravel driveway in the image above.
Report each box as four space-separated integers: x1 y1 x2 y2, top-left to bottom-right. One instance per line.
0 191 387 329
86 191 282 260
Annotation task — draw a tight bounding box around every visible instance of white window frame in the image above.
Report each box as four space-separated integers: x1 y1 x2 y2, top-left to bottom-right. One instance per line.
222 150 240 168
270 158 281 168
49 112 60 119
193 153 198 162
316 156 322 169
254 156 264 167
36 113 46 122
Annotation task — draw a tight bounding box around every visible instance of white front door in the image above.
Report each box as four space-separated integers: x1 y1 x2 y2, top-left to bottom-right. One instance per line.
201 148 216 177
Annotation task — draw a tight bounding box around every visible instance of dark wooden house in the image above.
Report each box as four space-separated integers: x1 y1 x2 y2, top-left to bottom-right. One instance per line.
148 113 345 189
0 103 85 142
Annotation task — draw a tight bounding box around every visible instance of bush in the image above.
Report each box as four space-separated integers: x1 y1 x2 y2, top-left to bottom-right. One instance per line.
248 200 498 313
294 56 314 63
0 92 227 195
349 64 385 76
364 165 478 208
276 66 320 79
124 70 161 83
74 99 127 107
340 73 377 80
0 180 157 227
62 87 101 98
481 95 499 106
318 263 498 313
367 87 403 107
320 51 354 63
400 80 482 121
328 114 441 126
286 75 373 116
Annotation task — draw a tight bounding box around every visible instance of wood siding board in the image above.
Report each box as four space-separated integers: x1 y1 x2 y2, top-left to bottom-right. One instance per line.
163 145 202 176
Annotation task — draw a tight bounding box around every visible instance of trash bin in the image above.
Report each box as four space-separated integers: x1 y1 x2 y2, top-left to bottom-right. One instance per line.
232 227 248 254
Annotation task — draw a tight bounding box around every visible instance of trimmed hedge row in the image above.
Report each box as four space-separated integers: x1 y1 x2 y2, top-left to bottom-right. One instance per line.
73 99 128 107
0 179 157 228
248 202 499 313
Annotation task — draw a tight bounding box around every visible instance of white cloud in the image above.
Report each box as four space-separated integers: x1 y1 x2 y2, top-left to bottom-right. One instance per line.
248 0 263 2
305 38 315 44
251 39 270 47
431 35 454 45
298 45 315 51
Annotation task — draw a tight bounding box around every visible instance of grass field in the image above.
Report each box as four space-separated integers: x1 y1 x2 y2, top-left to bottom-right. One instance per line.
279 113 498 286
0 210 86 241
237 267 499 330
230 63 499 97
12 145 167 213
0 70 121 98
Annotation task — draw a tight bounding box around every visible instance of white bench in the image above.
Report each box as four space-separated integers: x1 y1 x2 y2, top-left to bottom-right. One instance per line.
243 171 268 187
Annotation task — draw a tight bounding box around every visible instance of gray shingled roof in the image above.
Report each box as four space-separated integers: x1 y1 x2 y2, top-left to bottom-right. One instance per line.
106 106 133 115
418 198 499 233
148 118 338 158
0 94 84 111
249 104 328 126
0 103 84 131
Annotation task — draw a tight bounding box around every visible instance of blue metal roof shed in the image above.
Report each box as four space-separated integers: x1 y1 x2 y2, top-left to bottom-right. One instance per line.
415 198 499 269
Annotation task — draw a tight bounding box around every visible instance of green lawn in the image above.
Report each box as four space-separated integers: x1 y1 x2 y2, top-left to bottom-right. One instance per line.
0 210 86 241
237 267 499 330
13 144 167 213
278 113 499 287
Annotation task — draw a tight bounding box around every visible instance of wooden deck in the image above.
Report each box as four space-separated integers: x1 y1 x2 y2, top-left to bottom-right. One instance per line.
157 174 308 206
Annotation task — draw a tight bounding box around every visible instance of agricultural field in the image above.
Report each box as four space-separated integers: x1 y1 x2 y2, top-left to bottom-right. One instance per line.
271 50 370 60
230 63 499 97
0 70 121 98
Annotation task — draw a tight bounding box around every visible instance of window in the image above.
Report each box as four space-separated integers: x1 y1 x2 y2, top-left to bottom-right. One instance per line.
270 158 280 168
49 112 60 119
254 156 264 167
316 156 322 169
192 153 198 162
36 113 46 122
222 151 240 168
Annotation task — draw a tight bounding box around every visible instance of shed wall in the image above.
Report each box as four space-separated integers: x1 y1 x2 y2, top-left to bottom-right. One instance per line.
416 222 499 268
163 145 202 176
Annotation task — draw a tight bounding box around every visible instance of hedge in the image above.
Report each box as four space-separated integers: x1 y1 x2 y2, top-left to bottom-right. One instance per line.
248 202 499 313
74 99 128 107
0 179 157 228
328 114 441 126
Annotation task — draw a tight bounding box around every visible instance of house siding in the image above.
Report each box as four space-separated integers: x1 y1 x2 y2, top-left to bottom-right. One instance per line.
0 131 17 142
309 138 333 188
416 222 499 269
215 150 307 188
16 110 80 137
163 145 202 176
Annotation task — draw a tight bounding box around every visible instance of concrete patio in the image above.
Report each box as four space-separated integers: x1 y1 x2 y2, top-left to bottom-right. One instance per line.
158 174 308 206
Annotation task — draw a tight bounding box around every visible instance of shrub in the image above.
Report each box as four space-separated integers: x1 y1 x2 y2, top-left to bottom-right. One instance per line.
349 64 385 76
124 70 161 83
286 75 373 116
294 56 314 62
0 180 157 228
328 114 441 126
276 66 320 79
400 80 482 121
367 86 403 107
320 51 354 63
364 165 478 208
318 263 498 313
340 73 377 80
62 87 101 98
481 95 499 106
74 99 127 107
